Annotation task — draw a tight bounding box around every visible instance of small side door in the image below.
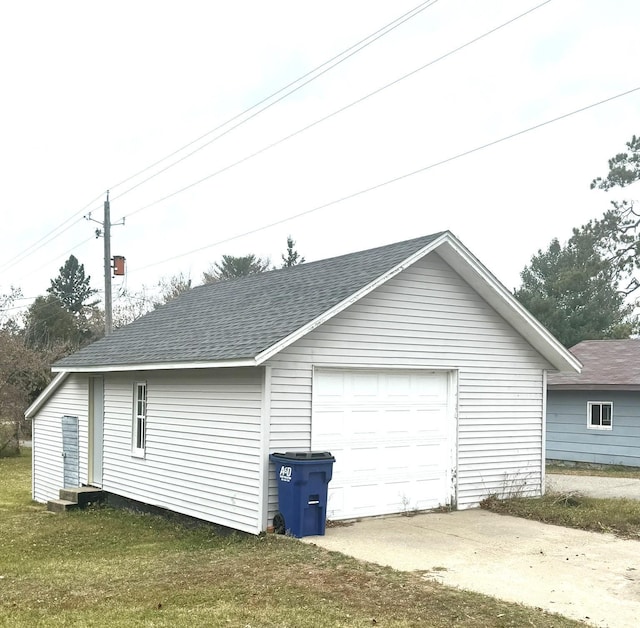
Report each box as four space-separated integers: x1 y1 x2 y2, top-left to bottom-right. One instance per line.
61 415 79 488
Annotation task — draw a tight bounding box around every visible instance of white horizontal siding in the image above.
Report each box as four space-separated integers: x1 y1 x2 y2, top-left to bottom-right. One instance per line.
267 252 549 515
101 367 263 534
32 374 88 503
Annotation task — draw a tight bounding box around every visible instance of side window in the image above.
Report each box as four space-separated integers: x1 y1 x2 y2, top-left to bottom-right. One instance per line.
587 401 613 430
132 382 147 457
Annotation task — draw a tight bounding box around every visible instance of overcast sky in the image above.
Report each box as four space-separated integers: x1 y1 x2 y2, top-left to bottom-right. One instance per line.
1 0 638 316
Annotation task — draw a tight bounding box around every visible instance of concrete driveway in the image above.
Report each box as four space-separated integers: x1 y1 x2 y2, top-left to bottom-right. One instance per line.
302 509 640 628
547 473 640 500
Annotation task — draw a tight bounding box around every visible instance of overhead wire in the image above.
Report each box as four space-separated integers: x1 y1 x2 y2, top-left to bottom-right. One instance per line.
118 0 554 222
0 303 37 312
128 84 640 275
0 295 38 314
0 192 103 274
13 236 96 288
0 1 439 277
107 0 440 201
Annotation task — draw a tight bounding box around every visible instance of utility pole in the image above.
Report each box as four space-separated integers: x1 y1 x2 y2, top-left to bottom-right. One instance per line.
85 191 124 336
103 191 113 335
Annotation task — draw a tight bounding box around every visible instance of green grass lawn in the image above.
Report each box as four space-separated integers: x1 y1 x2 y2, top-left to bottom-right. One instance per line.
0 452 584 627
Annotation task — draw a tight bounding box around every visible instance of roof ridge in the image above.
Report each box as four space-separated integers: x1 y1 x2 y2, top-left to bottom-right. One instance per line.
54 231 449 369
190 231 449 290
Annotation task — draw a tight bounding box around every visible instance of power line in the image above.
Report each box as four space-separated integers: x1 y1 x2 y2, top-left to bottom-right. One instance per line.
118 0 553 222
8 296 39 302
13 236 96 288
0 289 107 314
0 192 103 274
0 1 438 277
107 0 440 202
0 303 34 312
129 84 640 275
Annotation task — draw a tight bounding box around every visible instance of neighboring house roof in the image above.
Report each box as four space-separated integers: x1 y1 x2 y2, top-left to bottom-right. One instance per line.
27 231 580 418
548 339 640 390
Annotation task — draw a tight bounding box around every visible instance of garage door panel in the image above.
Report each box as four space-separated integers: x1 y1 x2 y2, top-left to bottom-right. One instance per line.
416 442 448 462
327 485 345 516
349 483 380 506
351 408 380 433
348 446 379 472
313 409 344 438
384 444 414 468
315 372 345 397
387 373 411 396
415 373 448 398
352 372 381 397
384 408 412 434
313 369 455 521
415 406 448 426
330 480 444 519
414 486 446 510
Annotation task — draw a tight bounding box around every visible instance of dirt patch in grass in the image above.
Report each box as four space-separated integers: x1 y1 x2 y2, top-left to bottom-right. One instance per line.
481 491 640 539
0 453 584 627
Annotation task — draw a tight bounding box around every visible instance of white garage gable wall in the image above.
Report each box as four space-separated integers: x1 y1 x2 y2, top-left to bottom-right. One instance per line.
267 252 550 512
101 367 263 534
32 374 89 503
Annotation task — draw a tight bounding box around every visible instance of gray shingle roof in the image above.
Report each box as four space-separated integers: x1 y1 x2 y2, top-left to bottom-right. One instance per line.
54 232 445 369
547 339 640 389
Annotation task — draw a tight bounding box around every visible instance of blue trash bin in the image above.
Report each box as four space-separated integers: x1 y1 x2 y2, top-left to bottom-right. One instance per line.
269 451 335 538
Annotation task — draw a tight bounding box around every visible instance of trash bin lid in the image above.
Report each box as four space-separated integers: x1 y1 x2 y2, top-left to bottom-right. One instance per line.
270 451 335 462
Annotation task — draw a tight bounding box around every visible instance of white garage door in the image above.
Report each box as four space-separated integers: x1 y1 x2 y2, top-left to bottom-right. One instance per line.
312 369 455 521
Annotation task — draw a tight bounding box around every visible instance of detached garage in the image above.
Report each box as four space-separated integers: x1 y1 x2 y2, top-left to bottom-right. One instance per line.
27 231 579 534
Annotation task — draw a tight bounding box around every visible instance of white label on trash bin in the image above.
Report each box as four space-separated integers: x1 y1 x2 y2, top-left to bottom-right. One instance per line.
279 466 292 482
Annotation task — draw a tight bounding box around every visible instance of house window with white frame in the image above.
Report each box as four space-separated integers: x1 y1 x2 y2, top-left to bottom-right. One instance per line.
587 401 612 430
132 382 147 456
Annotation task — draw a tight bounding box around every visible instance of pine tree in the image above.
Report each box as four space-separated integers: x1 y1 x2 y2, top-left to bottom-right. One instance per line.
47 255 98 314
202 255 270 283
281 236 305 268
515 235 636 347
515 134 640 346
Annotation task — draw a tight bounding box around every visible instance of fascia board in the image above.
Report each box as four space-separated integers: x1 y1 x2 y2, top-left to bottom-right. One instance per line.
435 237 581 374
25 372 69 419
254 232 451 365
51 358 258 374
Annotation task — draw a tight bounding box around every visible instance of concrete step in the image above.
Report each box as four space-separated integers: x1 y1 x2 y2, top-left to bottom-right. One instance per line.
47 498 79 513
59 487 105 507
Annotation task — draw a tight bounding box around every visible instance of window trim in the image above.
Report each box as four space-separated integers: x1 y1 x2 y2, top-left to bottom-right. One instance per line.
132 381 147 457
587 401 613 431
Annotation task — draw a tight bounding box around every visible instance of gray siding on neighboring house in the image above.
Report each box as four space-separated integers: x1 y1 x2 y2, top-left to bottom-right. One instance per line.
100 368 264 534
32 374 89 503
547 390 640 466
267 252 550 514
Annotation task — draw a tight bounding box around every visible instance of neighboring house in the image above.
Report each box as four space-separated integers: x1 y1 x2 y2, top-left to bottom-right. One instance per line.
27 231 579 534
547 339 640 467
